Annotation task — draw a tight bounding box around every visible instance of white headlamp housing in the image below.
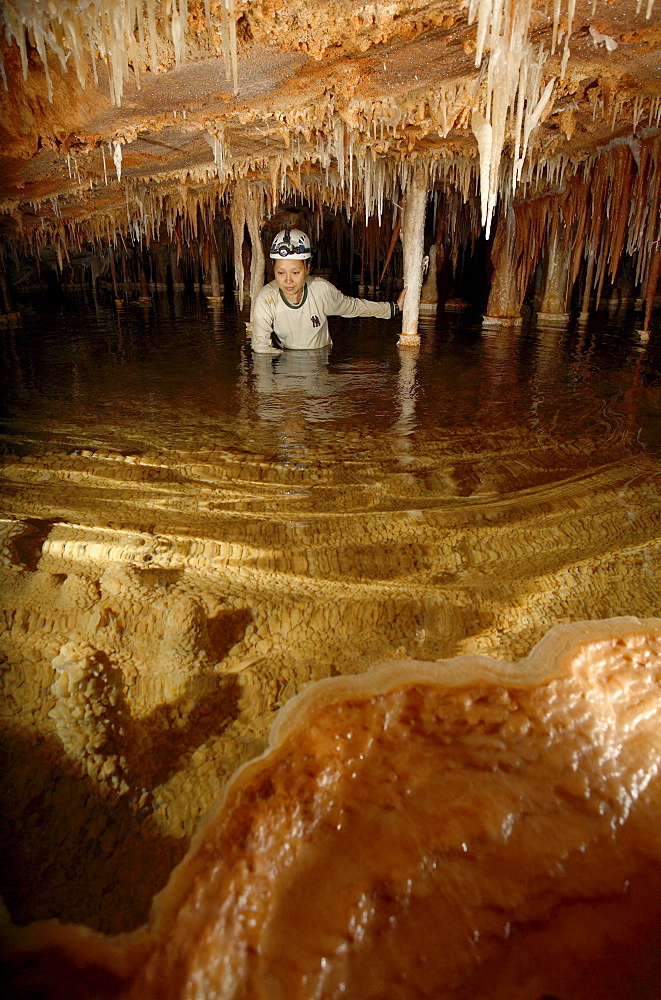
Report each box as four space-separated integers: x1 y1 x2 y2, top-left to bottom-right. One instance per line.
270 228 312 260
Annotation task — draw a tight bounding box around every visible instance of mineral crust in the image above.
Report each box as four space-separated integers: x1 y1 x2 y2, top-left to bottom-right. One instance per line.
3 616 661 999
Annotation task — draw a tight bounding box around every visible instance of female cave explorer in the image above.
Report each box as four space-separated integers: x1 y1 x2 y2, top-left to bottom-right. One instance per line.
251 228 407 354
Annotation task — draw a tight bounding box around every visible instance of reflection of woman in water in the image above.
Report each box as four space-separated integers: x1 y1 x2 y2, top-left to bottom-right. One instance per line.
251 228 407 354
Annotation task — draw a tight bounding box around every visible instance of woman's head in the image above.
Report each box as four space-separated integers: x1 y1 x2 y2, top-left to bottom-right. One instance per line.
270 229 312 303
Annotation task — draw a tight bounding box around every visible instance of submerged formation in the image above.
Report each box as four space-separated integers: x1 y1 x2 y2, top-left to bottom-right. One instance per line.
3 617 661 998
0 2 661 332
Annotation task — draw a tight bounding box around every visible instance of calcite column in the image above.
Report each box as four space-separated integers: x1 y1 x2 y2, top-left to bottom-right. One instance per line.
207 251 223 303
638 245 661 343
246 188 265 321
399 161 429 345
483 206 522 328
419 244 438 314
537 223 570 326
577 247 596 325
0 260 19 321
138 261 151 305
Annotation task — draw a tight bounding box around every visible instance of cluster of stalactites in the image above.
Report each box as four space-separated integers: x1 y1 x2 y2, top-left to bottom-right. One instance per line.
9 147 480 265
510 133 661 312
3 1 660 251
468 0 565 238
6 90 661 292
202 79 485 221
0 0 239 103
466 0 659 236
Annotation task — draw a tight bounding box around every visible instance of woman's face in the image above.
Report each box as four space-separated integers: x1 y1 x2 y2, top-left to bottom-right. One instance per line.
273 259 309 303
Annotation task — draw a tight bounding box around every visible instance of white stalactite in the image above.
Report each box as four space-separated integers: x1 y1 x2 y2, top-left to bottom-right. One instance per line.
112 141 123 182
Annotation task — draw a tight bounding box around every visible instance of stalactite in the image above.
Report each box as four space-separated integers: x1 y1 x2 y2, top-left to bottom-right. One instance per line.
466 0 559 236
0 0 240 105
578 247 596 323
379 213 402 286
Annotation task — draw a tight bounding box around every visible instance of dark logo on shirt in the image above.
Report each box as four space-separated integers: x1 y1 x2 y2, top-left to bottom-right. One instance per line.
311 315 321 328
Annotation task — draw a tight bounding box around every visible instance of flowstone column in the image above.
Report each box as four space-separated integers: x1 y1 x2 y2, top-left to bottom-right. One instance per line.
639 246 661 343
207 251 223 303
419 244 438 314
577 247 596 325
537 224 570 326
246 188 265 320
138 261 151 306
483 206 522 328
399 161 429 345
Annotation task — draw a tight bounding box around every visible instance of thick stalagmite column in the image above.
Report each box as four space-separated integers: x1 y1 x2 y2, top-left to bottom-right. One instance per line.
207 251 222 303
108 246 123 309
639 246 661 341
537 224 570 326
399 162 429 345
419 244 438 313
483 206 522 328
577 247 596 325
246 188 265 320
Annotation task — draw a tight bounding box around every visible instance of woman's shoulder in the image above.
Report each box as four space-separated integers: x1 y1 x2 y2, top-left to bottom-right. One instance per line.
308 276 339 294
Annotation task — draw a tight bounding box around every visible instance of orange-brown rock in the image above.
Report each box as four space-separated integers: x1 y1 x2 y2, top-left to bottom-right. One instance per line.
3 617 661 999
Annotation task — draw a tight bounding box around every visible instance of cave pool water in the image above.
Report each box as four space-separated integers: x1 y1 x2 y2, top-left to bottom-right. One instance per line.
1 293 660 931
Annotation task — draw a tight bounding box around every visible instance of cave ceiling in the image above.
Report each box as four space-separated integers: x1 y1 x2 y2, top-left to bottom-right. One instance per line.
1 1 660 250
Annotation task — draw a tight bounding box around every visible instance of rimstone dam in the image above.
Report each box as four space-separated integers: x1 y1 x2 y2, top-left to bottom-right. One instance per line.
1 2 661 998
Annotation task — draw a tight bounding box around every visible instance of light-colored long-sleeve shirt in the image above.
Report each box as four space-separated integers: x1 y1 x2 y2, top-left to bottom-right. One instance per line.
251 277 395 352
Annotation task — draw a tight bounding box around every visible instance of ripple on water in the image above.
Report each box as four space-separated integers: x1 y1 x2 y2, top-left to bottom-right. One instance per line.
0 300 660 930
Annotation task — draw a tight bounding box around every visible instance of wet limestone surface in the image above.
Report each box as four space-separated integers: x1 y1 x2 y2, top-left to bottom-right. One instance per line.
4 619 661 999
0 302 660 938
